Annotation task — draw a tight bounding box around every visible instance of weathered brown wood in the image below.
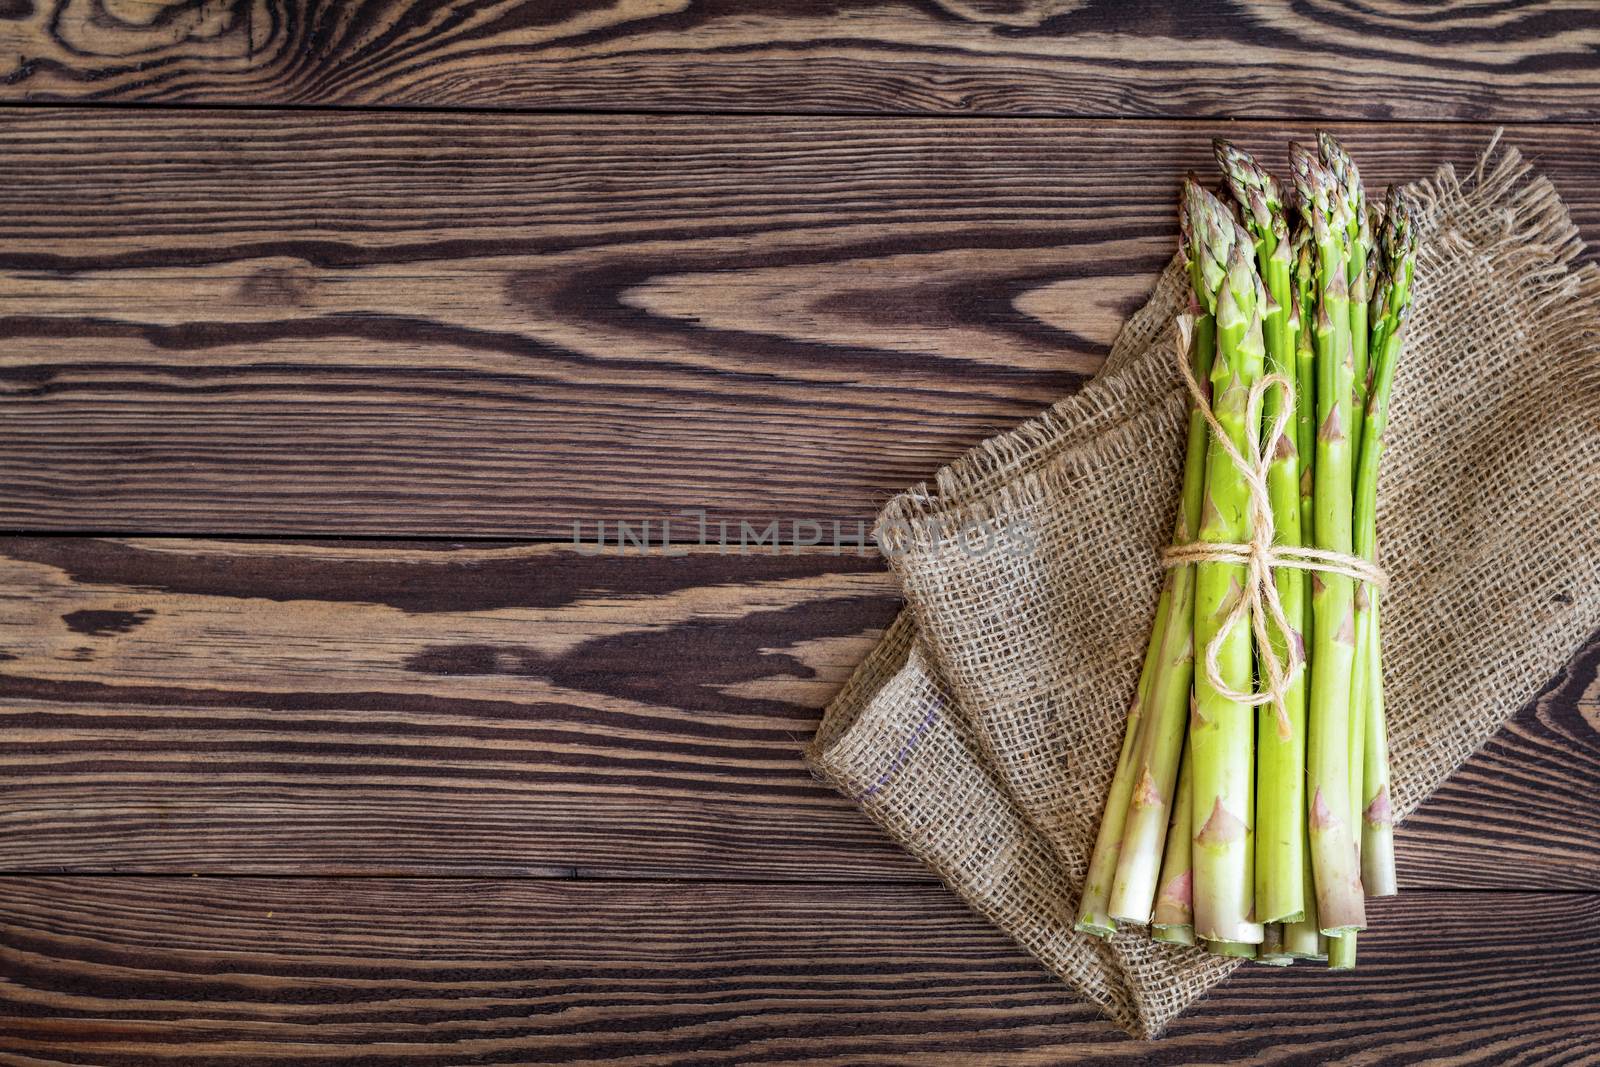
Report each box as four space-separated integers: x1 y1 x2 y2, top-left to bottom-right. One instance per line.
0 875 1594 1064
2 537 1594 886
4 1 1600 121
3 113 1598 537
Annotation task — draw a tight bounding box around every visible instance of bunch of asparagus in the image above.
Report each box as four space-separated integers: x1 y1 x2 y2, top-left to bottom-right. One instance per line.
1077 133 1419 967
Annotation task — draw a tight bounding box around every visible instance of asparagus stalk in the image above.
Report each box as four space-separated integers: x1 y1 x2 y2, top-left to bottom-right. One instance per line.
1153 922 1197 947
1257 923 1294 965
1215 140 1310 926
1152 743 1196 945
1075 640 1155 935
1189 198 1266 946
1289 143 1367 936
1106 182 1226 924
1281 782 1324 958
1320 132 1373 446
1360 599 1394 892
1215 142 1293 372
1355 190 1418 899
1291 233 1318 547
1205 939 1259 959
1324 136 1376 935
1327 932 1357 970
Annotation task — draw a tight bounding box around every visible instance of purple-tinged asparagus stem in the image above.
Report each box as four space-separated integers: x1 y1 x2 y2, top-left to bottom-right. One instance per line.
1216 139 1310 927
1189 204 1266 946
1355 190 1418 899
1075 634 1156 936
1324 135 1378 934
1107 181 1227 924
1292 233 1317 548
1360 597 1396 895
1290 143 1367 937
1320 132 1373 448
1152 742 1196 946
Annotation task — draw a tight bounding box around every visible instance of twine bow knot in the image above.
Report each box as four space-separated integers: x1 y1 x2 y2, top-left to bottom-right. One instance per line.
1159 315 1387 737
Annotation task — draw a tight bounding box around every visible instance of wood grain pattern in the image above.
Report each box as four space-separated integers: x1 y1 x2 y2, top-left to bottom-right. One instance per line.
4 1 1600 121
4 113 1598 537
0 876 1595 1064
2 537 1595 887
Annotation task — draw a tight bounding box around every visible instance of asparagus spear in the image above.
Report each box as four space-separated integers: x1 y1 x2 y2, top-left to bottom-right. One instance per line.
1205 939 1259 959
1370 189 1417 362
1257 923 1294 965
1215 140 1310 927
1106 182 1227 924
1152 743 1196 945
1291 233 1318 547
1153 921 1198 947
1289 143 1367 936
1355 190 1418 899
1320 132 1373 447
1215 142 1293 374
1189 199 1266 946
1323 137 1378 935
1076 647 1154 935
1281 755 1324 958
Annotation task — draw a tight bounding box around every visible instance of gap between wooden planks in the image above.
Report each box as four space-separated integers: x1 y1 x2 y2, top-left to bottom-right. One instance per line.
3 0 1598 121
3 113 1598 537
0 876 1594 1065
1 538 1594 887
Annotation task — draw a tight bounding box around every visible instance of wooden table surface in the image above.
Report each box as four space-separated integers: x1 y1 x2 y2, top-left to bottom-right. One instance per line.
2 3 1598 1063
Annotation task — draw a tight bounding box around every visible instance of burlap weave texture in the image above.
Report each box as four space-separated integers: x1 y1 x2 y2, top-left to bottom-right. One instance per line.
808 141 1600 1038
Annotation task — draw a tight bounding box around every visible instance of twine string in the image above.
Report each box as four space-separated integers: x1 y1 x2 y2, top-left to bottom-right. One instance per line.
1160 316 1387 737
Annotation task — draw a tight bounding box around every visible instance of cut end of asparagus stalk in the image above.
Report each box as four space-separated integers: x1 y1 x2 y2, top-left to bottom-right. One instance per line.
1326 933 1358 970
1203 939 1259 960
1153 924 1198 947
1256 928 1298 965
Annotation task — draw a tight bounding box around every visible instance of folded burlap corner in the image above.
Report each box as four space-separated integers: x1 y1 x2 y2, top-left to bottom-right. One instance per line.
807 139 1600 1039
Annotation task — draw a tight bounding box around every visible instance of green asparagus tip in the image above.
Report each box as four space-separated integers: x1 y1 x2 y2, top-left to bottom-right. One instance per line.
1242 186 1272 235
1268 211 1292 264
1287 142 1322 208
1213 138 1282 212
1186 182 1238 311
1390 302 1412 340
1317 130 1367 219
1381 187 1420 269
1371 276 1391 324
1290 144 1349 232
1179 181 1194 253
1308 202 1332 250
1223 224 1258 307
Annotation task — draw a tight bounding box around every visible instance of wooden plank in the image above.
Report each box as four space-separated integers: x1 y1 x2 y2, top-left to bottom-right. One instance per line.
0 875 1594 1064
3 2 1600 121
2 537 1595 887
4 113 1598 537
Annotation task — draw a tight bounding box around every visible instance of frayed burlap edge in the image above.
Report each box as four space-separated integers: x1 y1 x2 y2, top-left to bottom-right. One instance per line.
806 615 1145 1031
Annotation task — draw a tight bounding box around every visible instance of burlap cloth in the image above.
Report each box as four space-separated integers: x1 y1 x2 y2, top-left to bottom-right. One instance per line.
807 140 1600 1038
